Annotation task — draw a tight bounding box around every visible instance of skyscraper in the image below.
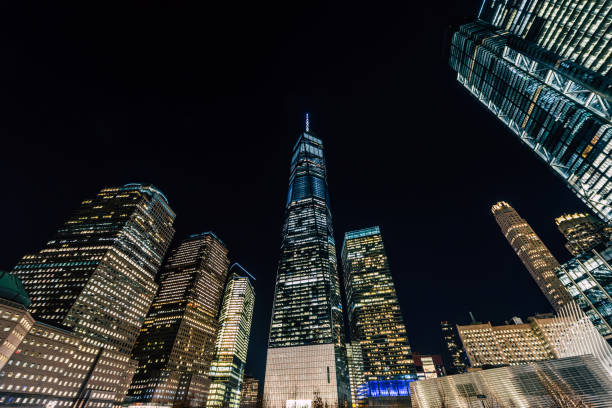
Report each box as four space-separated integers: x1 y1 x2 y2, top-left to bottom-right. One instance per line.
450 1 612 221
263 117 351 408
12 183 175 354
127 232 231 407
345 342 366 408
555 213 611 256
440 321 468 375
341 226 415 382
555 244 612 339
491 201 572 312
206 265 255 408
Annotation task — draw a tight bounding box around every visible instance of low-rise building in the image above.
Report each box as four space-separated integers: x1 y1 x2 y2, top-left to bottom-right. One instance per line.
0 270 137 407
410 355 612 408
240 375 259 408
456 315 558 367
0 272 34 372
412 353 445 379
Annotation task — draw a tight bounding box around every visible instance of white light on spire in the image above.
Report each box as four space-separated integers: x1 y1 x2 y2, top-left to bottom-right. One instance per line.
305 113 310 132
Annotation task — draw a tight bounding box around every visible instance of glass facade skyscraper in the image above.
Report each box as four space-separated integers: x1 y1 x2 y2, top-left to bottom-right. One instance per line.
127 232 230 407
451 1 612 221
206 266 255 408
555 213 611 256
263 121 351 408
555 244 612 340
11 183 176 354
491 201 573 312
341 227 415 382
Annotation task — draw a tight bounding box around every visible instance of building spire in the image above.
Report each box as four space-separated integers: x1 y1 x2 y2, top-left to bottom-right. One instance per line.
305 112 310 132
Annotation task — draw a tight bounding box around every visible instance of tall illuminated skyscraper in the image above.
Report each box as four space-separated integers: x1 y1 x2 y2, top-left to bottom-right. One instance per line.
341 227 415 382
206 265 255 408
450 1 612 221
263 117 351 408
12 183 175 354
492 201 572 312
127 232 230 407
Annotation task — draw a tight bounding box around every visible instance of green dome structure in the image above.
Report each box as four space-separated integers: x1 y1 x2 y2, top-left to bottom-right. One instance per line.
0 270 31 308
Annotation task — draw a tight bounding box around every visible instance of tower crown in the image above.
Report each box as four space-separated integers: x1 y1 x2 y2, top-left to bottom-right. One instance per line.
491 201 512 214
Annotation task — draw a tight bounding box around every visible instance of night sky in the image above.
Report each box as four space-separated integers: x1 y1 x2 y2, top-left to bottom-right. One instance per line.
0 1 591 382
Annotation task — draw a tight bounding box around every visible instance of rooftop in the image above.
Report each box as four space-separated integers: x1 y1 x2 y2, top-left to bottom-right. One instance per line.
0 270 31 308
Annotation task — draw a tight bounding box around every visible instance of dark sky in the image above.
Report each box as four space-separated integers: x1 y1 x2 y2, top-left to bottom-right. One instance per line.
0 1 590 382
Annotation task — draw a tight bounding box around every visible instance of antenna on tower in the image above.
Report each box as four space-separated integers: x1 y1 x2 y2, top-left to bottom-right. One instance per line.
305 113 310 132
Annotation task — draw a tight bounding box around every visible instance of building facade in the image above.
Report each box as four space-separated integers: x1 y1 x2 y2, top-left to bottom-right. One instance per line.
345 342 365 408
450 1 612 221
341 226 415 382
410 355 612 408
239 375 259 408
0 271 137 407
456 316 558 368
127 232 231 407
555 213 611 256
264 120 350 408
0 272 33 372
206 267 255 408
554 244 612 339
413 353 445 380
440 321 468 375
11 183 176 354
491 202 572 312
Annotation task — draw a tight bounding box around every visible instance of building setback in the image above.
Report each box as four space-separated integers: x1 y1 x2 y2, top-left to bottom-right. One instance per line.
450 0 612 221
127 232 230 407
491 202 572 312
206 266 255 408
264 118 350 408
12 183 176 354
341 226 415 382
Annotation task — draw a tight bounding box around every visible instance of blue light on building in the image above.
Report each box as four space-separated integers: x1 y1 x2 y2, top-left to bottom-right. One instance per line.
365 380 415 398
